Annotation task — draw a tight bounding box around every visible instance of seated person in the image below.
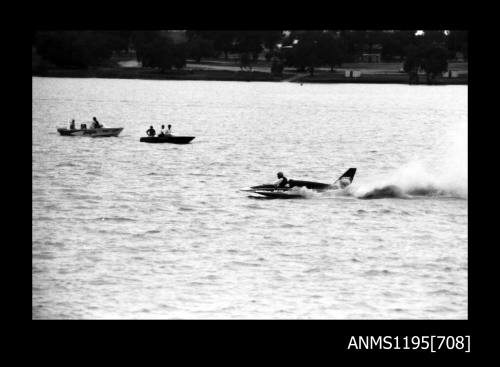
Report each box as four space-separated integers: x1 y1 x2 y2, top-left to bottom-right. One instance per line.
273 172 289 189
339 177 351 188
146 125 156 137
92 117 102 129
165 124 172 135
158 125 166 136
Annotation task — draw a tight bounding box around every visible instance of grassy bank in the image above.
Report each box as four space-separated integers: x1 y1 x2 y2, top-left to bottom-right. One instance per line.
297 72 468 85
33 65 468 85
33 67 290 82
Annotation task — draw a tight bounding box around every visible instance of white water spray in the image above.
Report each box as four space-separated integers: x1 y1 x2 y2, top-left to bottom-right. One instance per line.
352 119 468 199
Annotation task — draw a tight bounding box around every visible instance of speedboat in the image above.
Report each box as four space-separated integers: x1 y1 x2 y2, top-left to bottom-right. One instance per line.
241 168 356 198
139 135 195 144
57 127 123 137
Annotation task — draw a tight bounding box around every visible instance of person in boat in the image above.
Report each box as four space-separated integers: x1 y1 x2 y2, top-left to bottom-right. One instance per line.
158 125 166 136
69 119 76 130
91 117 102 129
273 172 289 189
146 125 156 137
165 124 172 136
339 177 351 189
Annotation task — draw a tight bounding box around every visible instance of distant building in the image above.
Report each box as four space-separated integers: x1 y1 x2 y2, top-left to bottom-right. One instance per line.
361 53 381 63
442 70 459 78
360 44 382 63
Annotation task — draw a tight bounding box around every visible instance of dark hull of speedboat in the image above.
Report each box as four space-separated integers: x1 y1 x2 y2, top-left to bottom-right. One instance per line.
288 180 331 190
253 190 304 199
245 181 331 192
139 136 195 144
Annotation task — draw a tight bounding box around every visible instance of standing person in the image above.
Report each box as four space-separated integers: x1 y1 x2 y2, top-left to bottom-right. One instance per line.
146 125 156 137
165 124 172 135
69 119 76 130
273 172 289 189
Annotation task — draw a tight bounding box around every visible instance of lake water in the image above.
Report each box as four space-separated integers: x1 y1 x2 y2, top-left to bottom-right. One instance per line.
32 77 468 319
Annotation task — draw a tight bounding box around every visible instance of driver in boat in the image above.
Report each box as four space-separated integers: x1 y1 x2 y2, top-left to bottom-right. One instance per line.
69 119 76 130
166 124 172 135
339 177 351 188
91 117 102 129
274 172 289 189
333 176 352 189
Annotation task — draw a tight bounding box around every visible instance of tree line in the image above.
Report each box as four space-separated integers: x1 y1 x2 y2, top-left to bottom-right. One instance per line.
33 30 467 81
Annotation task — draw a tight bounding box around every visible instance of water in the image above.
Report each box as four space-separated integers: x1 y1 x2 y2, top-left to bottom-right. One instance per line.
32 77 468 319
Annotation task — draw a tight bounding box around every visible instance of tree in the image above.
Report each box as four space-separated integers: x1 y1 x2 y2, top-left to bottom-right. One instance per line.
235 31 264 60
403 44 423 84
131 31 186 71
260 30 283 51
186 37 215 63
379 31 416 61
337 30 366 62
292 31 321 75
421 45 448 84
446 30 468 60
104 30 132 53
188 31 237 59
172 44 187 70
131 31 162 67
270 56 284 76
32 46 49 74
461 42 468 61
150 38 174 71
403 43 448 84
34 31 114 68
317 32 343 71
421 30 447 46
279 31 323 75
364 30 385 54
240 52 252 71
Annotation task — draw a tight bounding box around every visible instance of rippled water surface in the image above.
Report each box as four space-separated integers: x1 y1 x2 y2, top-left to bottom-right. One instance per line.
32 77 467 319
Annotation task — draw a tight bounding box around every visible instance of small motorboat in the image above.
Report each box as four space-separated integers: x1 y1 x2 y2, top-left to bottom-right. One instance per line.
139 135 195 144
57 127 123 137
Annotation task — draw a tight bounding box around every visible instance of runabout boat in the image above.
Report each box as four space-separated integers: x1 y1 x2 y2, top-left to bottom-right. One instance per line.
57 127 123 137
139 135 195 144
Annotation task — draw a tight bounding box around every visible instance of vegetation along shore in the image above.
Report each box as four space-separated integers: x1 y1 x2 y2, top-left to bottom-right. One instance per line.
32 31 468 85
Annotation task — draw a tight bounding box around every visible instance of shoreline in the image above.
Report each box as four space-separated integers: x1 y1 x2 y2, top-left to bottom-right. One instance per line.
32 67 468 85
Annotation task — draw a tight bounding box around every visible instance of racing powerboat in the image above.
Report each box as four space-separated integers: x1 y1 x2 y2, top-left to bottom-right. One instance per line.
241 168 356 198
